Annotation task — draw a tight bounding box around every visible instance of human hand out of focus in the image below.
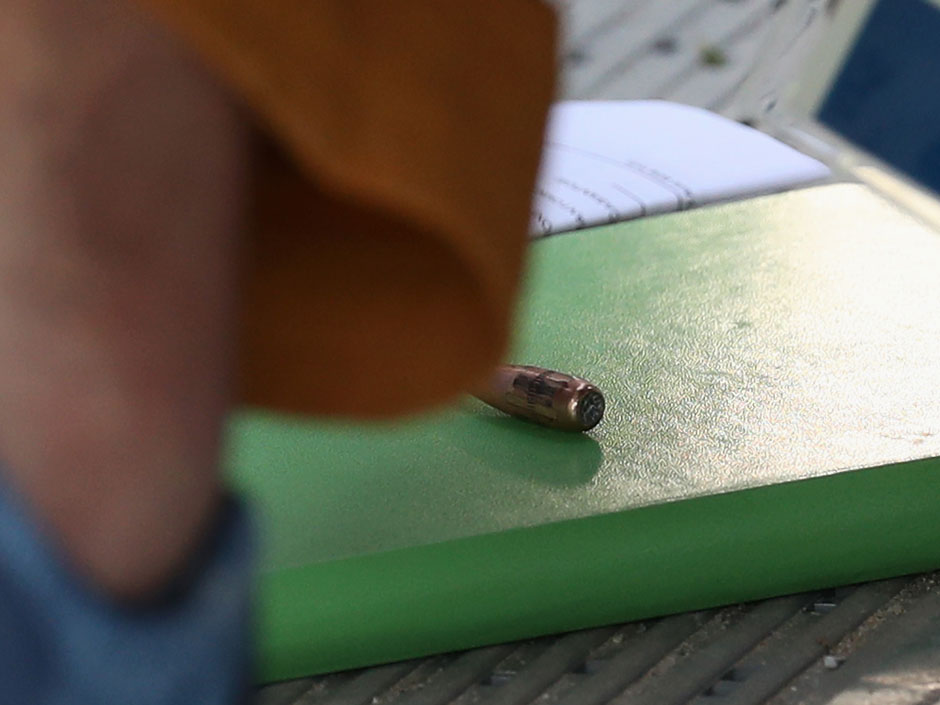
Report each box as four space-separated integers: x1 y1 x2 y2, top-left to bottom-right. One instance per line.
0 0 250 600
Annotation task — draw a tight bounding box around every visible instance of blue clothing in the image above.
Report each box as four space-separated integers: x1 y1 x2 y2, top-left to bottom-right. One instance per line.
0 472 254 704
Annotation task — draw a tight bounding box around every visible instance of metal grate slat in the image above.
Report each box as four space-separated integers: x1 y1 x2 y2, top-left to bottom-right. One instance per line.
609 594 811 705
554 611 715 705
768 574 940 705
479 627 617 705
697 579 908 705
392 645 514 705
297 661 421 705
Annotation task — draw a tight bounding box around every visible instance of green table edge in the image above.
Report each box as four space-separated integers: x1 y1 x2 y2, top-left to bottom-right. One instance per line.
254 455 940 681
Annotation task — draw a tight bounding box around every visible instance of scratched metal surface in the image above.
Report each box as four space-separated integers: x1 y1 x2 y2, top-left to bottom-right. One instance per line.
255 2 940 703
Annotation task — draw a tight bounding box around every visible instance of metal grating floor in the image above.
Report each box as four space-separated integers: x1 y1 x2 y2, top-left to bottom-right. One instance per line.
256 2 940 703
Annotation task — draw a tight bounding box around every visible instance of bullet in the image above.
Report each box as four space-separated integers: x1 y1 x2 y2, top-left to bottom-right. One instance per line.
474 364 605 432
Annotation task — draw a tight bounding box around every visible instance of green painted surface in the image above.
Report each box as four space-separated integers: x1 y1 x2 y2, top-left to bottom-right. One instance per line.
226 184 940 681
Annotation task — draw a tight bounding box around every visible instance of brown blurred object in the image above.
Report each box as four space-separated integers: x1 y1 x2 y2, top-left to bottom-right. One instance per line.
138 0 558 418
475 364 605 432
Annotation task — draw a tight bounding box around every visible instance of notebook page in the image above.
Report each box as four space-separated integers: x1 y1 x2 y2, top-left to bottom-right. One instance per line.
531 100 830 236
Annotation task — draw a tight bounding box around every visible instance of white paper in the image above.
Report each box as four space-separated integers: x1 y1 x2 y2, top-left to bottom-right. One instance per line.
531 100 830 236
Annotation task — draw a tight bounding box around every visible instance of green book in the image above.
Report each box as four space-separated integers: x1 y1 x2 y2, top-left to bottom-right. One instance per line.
226 184 940 682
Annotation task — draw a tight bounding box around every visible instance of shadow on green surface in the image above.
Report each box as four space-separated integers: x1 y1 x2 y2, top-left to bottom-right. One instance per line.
447 410 604 487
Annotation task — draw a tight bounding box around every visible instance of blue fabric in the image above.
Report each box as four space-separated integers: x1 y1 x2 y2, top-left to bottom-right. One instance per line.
818 0 940 194
0 472 254 704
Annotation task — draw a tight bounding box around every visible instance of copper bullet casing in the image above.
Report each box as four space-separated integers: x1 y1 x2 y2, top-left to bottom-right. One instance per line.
474 364 605 432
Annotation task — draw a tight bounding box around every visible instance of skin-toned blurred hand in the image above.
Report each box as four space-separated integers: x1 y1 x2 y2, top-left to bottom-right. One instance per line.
0 0 250 599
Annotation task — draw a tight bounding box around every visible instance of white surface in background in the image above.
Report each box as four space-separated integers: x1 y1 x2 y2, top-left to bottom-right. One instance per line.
531 100 830 236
